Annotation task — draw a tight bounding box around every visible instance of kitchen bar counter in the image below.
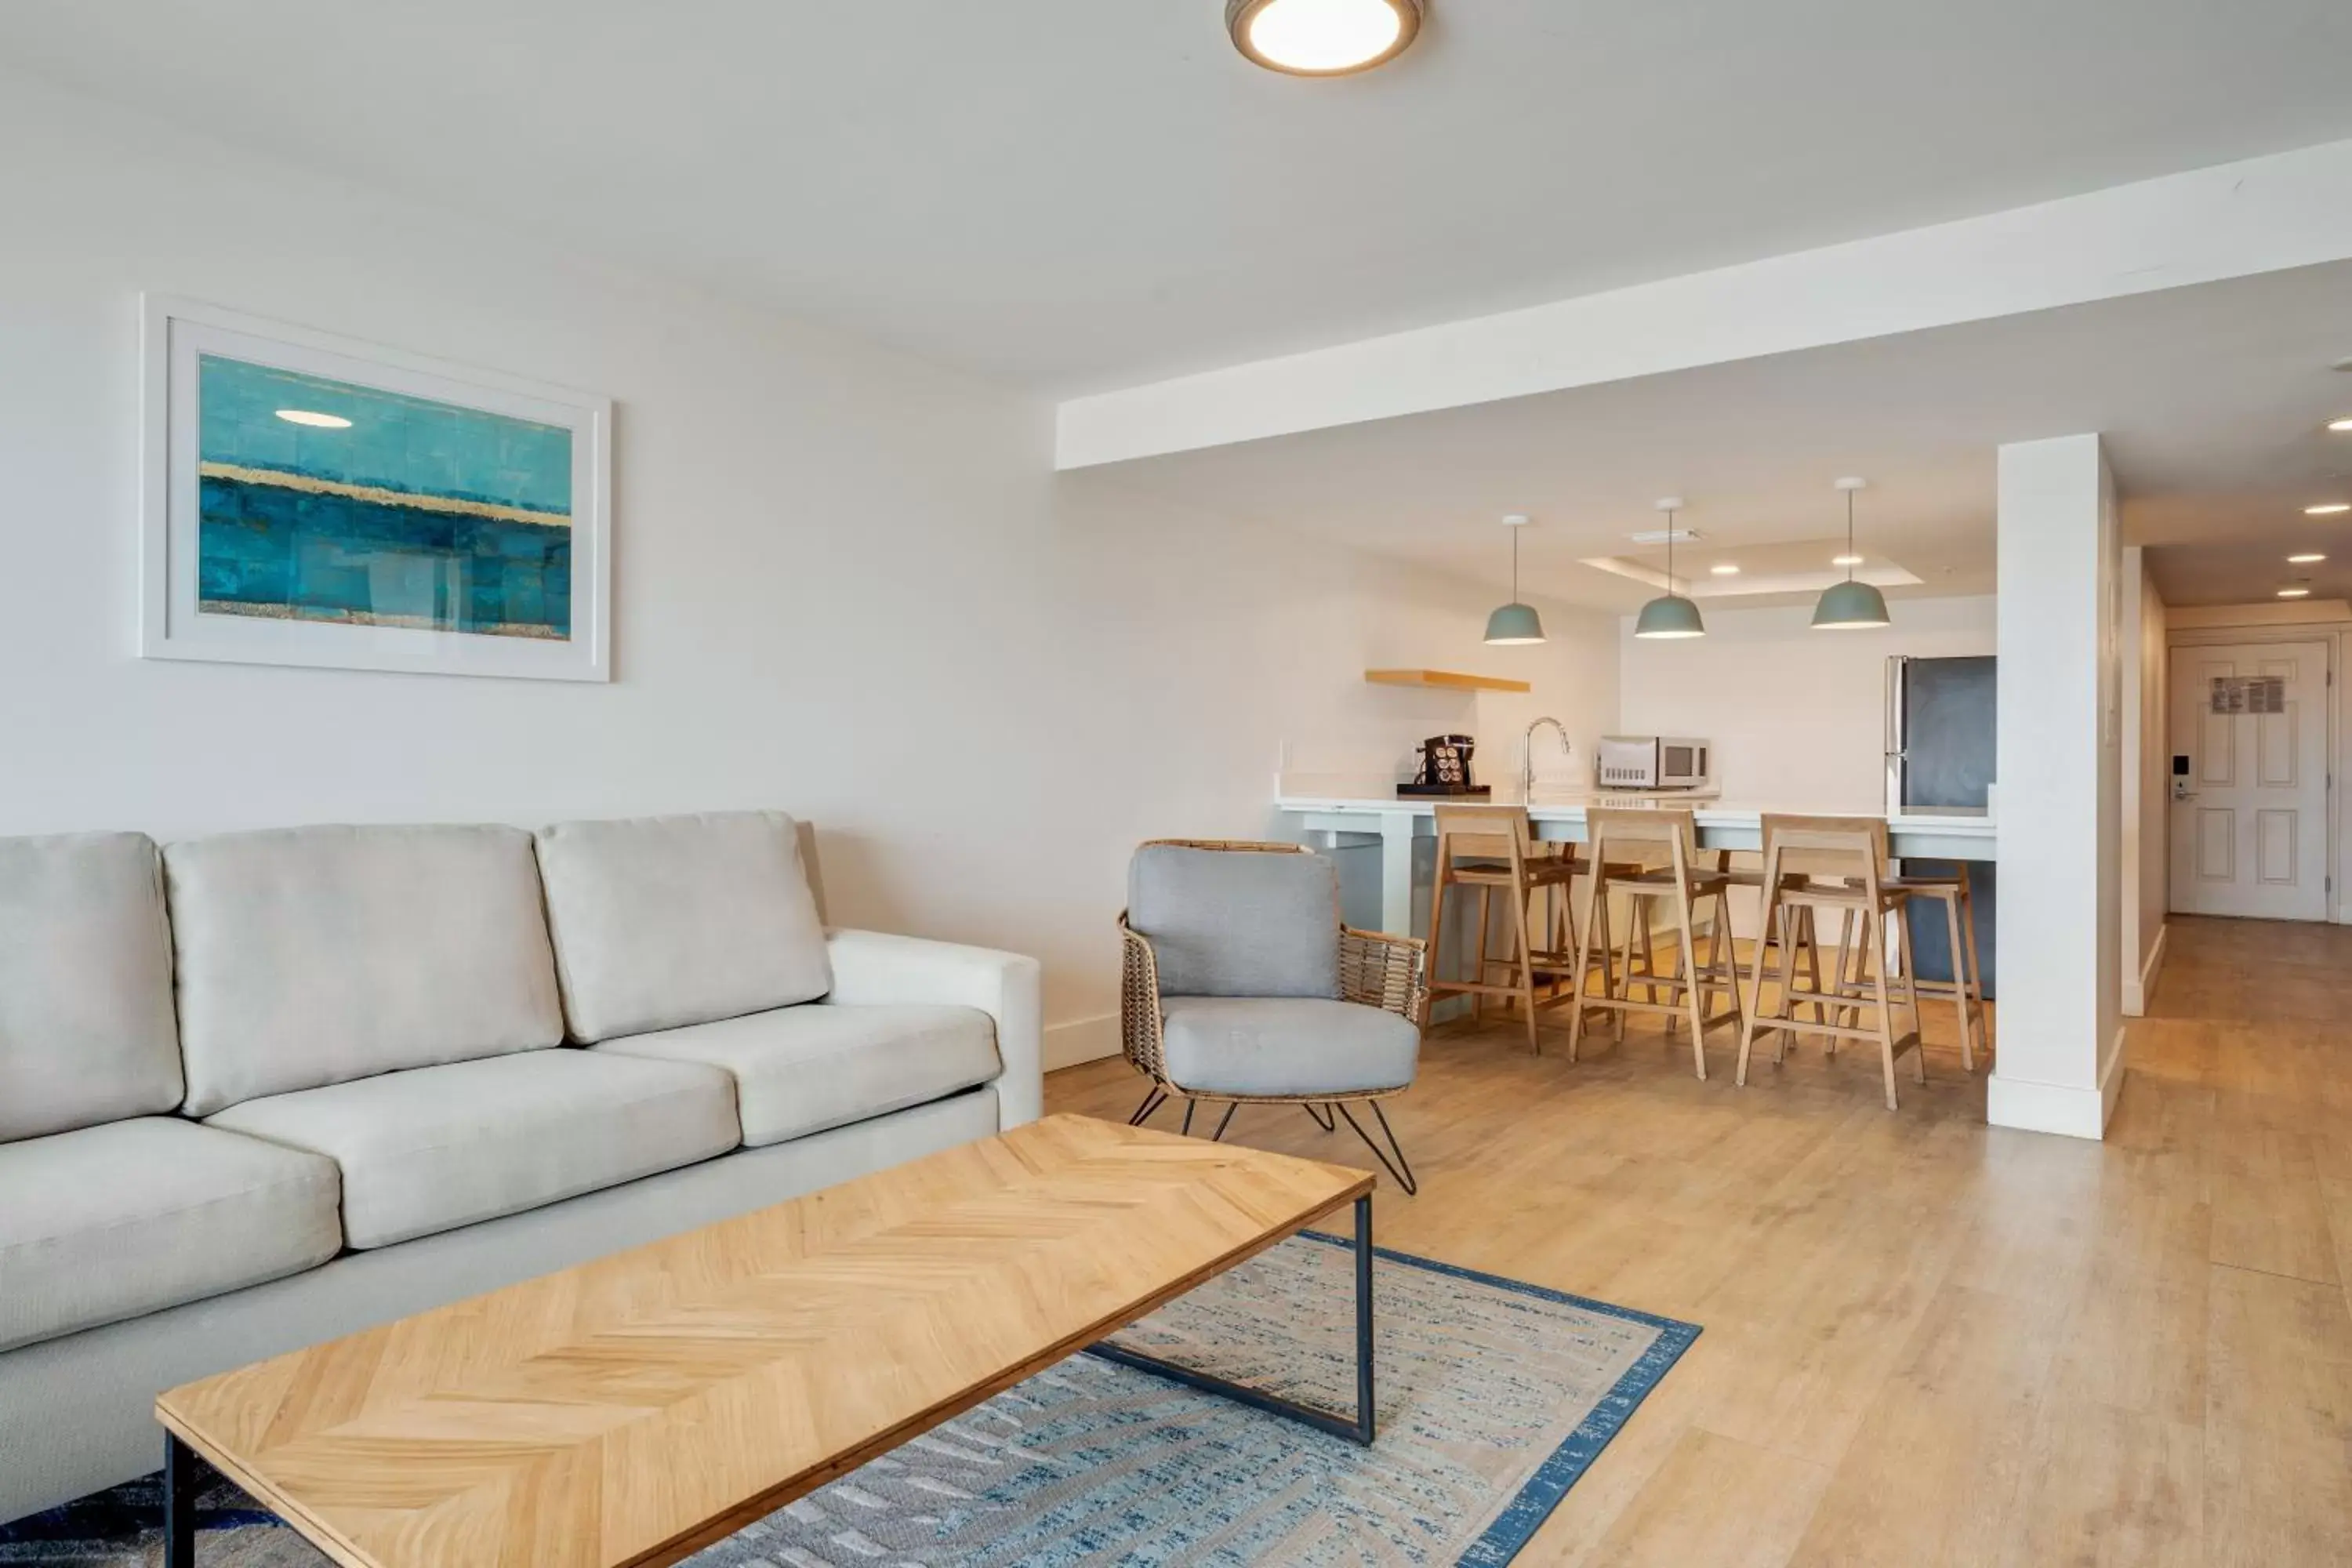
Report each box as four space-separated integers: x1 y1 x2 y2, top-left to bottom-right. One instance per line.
1276 791 1994 936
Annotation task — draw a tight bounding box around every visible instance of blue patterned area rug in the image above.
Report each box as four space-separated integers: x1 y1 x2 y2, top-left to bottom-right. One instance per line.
0 1234 1697 1566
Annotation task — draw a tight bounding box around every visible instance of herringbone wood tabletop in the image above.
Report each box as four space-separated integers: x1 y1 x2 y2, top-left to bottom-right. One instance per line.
158 1112 1373 1568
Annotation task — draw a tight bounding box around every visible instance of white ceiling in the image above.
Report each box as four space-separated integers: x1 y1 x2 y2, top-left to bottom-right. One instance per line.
2 1 2350 394
1079 263 2352 612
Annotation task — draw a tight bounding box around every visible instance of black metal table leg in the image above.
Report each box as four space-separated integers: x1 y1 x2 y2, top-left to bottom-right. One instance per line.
1084 1193 1377 1446
165 1431 203 1568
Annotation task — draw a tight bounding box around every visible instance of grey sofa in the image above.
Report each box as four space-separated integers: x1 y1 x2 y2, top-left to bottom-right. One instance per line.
0 810 1042 1525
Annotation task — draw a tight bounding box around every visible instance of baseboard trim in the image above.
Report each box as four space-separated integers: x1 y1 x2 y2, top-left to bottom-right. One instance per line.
2122 922 2168 1016
1986 1072 2108 1141
1044 1013 1120 1071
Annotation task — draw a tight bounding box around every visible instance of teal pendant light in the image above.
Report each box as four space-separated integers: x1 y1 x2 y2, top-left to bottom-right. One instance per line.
1812 477 1892 630
1633 498 1706 639
1483 514 1547 645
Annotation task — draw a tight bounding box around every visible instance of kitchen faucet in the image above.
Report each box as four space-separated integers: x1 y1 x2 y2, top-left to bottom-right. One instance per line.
1522 717 1572 802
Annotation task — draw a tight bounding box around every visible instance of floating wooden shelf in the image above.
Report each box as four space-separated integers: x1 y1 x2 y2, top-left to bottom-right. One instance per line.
1363 668 1533 695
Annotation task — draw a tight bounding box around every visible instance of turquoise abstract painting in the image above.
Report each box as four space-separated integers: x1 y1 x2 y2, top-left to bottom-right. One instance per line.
196 356 575 640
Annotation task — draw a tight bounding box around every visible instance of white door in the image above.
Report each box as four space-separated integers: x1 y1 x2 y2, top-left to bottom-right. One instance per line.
2169 641 2330 920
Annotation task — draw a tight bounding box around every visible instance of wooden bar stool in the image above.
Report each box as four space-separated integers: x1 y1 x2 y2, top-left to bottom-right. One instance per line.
1425 804 1582 1053
1882 862 1987 1071
1737 815 1925 1110
1564 808 1745 1078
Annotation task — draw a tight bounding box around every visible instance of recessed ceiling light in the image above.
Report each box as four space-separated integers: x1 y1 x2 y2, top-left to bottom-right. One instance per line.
2278 586 2313 598
2288 552 2328 564
1831 553 1864 567
2307 503 2351 516
1710 563 1740 576
1227 0 1422 75
274 408 352 428
2328 417 2352 432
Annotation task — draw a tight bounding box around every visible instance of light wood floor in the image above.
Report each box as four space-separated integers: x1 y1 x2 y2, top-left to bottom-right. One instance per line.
1047 916 2352 1566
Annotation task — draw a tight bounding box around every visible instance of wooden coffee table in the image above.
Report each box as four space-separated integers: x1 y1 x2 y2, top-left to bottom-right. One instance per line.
156 1113 1377 1568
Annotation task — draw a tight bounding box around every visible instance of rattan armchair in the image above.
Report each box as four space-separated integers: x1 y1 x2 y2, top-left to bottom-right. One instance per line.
1120 840 1429 1193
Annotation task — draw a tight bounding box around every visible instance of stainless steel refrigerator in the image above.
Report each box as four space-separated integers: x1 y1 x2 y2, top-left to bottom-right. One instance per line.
1884 655 1996 997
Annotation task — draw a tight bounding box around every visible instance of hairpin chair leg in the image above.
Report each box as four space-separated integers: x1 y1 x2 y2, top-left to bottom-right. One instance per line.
1305 1102 1337 1133
1334 1101 1418 1196
1209 1103 1239 1142
1181 1099 1196 1137
1128 1087 1168 1127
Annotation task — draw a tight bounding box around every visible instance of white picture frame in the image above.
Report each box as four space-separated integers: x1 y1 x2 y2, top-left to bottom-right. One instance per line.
140 296 612 682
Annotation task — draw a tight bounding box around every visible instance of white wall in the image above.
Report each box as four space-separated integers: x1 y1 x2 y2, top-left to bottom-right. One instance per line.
1617 596 1996 813
1990 434 2123 1140
2118 549 2169 1014
0 71 1620 1066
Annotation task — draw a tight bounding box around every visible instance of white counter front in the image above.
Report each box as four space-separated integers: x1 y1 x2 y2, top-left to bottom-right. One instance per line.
1275 792 1994 935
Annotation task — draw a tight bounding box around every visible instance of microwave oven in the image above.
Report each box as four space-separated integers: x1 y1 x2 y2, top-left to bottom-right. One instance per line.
1597 735 1711 790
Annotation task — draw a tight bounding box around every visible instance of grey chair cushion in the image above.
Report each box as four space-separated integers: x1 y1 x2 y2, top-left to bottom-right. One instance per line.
535 811 833 1043
165 824 567 1116
1158 997 1418 1098
0 833 184 1142
0 1118 340 1352
1127 846 1340 1000
591 1002 1000 1149
207 1051 740 1249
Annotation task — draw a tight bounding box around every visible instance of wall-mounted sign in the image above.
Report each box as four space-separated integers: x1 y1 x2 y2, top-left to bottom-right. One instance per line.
2209 675 2286 715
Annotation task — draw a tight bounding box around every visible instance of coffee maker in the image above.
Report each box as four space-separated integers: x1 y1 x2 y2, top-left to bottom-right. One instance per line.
1400 734 1489 797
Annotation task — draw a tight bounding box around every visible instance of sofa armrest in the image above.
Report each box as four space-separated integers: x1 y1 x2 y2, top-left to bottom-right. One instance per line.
823 929 1044 1129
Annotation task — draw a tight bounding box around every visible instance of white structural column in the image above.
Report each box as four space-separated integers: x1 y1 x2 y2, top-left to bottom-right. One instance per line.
1991 434 2125 1138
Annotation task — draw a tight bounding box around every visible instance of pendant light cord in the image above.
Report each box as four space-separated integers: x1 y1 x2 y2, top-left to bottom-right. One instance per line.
1512 524 1520 602
1665 510 1677 597
1846 491 1857 583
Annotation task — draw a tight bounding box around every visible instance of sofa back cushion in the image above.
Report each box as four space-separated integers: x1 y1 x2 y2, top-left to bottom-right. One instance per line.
535 811 833 1043
1126 844 1341 1000
0 833 185 1141
165 824 565 1115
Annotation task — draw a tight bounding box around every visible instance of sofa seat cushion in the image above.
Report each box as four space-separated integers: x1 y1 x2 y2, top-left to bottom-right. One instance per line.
0 1118 340 1352
207 1051 740 1250
165 824 566 1116
591 1004 999 1148
535 812 832 1043
1157 997 1419 1099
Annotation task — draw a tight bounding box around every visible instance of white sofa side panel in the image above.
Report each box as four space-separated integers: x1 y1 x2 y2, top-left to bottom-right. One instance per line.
821 929 1043 1128
0 1088 998 1526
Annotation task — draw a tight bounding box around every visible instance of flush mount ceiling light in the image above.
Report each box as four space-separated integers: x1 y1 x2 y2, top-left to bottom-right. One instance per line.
1634 499 1706 640
1710 563 1740 575
2307 503 2351 516
1227 0 1423 76
2288 552 2328 564
1813 477 1893 630
2278 585 2314 598
274 408 352 428
1831 551 1864 567
1483 514 1546 645
2327 417 2352 432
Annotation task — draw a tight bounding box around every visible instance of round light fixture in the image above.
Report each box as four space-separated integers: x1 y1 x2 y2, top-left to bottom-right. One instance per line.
1831 553 1864 567
1483 514 1546 645
1634 499 1706 640
274 408 352 428
2306 503 2351 516
2327 417 2352 432
2278 586 2314 599
2288 552 2328 564
1227 0 1422 76
1710 563 1740 576
1813 478 1892 630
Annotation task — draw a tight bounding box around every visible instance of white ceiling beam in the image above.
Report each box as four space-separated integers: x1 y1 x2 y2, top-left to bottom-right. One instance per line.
1056 137 2352 471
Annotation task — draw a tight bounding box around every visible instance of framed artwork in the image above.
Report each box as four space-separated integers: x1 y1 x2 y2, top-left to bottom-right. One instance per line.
141 296 612 681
